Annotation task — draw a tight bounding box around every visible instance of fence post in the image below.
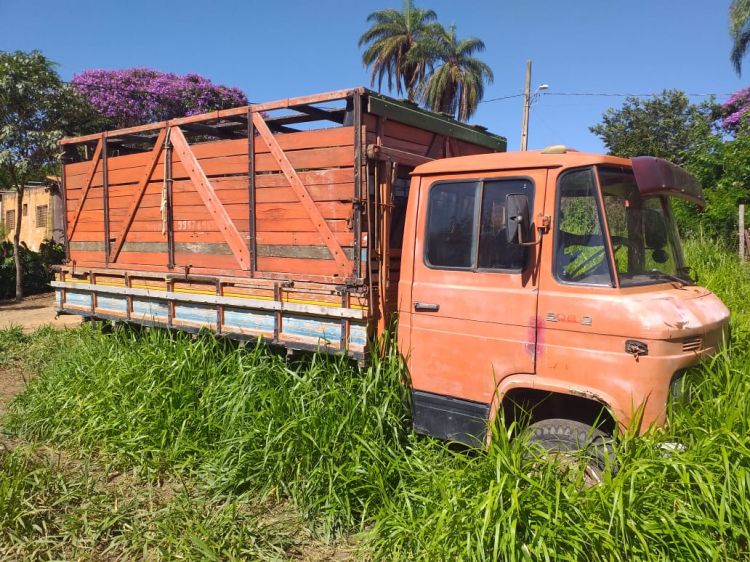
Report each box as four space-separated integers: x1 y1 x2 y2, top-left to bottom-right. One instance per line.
740 204 746 260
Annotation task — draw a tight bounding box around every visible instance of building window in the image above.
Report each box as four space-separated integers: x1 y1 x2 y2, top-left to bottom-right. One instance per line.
35 205 48 228
23 203 28 217
5 210 15 231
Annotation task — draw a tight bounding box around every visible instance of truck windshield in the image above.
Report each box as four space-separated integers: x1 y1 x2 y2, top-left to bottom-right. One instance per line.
597 166 688 287
554 166 689 287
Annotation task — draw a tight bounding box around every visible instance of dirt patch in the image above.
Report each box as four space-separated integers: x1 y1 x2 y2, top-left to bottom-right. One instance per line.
0 292 81 333
0 365 30 418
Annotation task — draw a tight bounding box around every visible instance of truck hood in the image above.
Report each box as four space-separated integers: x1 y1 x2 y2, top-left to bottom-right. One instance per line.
623 285 729 340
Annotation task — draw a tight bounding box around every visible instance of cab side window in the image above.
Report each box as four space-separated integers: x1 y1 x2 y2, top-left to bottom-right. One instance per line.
425 182 477 268
477 181 532 270
425 179 534 272
554 168 612 285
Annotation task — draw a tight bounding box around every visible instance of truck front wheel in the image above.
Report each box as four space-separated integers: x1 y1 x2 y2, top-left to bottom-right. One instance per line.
526 419 613 486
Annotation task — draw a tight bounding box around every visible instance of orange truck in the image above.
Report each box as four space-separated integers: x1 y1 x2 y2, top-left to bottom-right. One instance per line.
53 88 729 469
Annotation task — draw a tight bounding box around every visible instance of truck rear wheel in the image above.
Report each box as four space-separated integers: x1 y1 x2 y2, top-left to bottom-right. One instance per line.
526 419 613 486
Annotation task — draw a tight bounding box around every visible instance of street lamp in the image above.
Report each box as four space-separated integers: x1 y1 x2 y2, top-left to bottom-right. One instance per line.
533 83 550 102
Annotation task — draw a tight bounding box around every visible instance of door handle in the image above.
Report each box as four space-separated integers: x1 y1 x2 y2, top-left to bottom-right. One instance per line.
414 301 440 312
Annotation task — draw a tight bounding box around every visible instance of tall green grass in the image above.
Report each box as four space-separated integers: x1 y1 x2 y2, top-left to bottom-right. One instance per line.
3 237 750 560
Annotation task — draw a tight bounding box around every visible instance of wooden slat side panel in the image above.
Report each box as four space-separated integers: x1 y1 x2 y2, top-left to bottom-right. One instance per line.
108 128 167 263
169 126 251 270
66 139 104 240
63 123 367 281
251 112 352 277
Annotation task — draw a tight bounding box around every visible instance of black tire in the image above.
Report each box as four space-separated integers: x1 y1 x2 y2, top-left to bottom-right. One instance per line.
526 418 613 485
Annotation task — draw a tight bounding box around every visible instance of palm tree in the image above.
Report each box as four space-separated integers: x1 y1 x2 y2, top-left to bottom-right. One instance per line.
730 0 750 75
358 0 437 100
416 24 494 122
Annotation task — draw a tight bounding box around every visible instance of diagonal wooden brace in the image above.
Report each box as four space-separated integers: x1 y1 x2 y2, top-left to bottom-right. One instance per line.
66 137 103 240
170 126 251 270
109 128 167 263
251 111 352 276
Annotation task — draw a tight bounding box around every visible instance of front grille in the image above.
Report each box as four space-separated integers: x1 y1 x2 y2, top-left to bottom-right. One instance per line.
682 336 703 353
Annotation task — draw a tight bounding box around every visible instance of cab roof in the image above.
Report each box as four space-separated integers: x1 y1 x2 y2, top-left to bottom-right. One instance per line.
412 149 632 176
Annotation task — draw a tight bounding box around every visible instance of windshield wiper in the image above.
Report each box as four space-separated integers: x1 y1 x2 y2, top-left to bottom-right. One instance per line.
647 270 694 285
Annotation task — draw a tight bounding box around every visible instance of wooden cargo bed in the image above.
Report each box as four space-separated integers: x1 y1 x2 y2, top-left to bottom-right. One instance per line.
54 87 506 358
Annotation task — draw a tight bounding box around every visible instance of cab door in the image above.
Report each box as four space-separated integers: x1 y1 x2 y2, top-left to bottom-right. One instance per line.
405 172 545 442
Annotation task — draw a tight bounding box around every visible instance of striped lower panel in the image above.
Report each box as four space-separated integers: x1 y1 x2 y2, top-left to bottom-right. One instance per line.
56 289 368 353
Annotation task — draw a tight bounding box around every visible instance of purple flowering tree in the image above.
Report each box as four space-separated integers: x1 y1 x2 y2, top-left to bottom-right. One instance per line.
71 68 247 129
721 87 750 133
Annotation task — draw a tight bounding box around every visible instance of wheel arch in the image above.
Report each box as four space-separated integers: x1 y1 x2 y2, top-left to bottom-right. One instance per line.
491 375 619 436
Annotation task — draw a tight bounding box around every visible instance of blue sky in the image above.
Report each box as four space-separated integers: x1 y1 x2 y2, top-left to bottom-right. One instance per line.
0 0 745 152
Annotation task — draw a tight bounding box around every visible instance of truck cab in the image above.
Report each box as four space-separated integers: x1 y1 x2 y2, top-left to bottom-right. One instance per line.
398 147 729 454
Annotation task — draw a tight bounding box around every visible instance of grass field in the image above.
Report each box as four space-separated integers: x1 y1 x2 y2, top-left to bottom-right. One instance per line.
2 237 750 560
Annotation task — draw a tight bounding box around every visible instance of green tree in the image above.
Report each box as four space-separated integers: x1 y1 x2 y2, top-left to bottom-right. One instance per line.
730 0 750 75
0 50 98 300
674 124 750 240
416 24 493 122
358 0 437 100
589 90 718 165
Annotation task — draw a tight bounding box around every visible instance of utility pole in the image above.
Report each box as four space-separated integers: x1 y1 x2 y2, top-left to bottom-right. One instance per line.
520 60 532 151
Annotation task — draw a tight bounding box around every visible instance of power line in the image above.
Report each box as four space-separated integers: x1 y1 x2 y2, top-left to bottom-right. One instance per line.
479 93 524 103
480 91 732 104
544 92 731 98
66 79 735 104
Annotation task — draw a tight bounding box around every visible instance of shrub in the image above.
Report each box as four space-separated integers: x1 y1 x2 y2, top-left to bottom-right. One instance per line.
0 239 64 300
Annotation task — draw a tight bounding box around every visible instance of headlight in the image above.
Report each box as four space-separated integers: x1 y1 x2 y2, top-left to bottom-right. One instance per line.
669 371 690 406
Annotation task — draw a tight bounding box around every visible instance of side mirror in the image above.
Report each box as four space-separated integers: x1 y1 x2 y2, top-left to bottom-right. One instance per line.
506 193 532 244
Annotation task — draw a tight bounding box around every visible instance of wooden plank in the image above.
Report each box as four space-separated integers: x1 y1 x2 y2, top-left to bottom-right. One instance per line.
248 108 256 276
172 190 249 207
173 252 246 270
56 264 348 291
160 147 354 179
67 250 107 263
108 128 167 263
60 106 249 145
66 138 103 240
109 230 232 244
258 244 355 260
255 218 349 233
169 126 251 270
256 168 353 188
173 219 247 232
252 112 351 277
182 127 355 160
115 251 169 267
366 144 432 167
252 147 353 173
257 231 354 246
255 184 353 203
256 256 340 276
52 279 365 319
250 88 359 112
255 202 351 221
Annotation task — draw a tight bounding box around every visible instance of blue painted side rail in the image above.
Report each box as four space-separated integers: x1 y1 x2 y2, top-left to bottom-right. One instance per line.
52 278 369 359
